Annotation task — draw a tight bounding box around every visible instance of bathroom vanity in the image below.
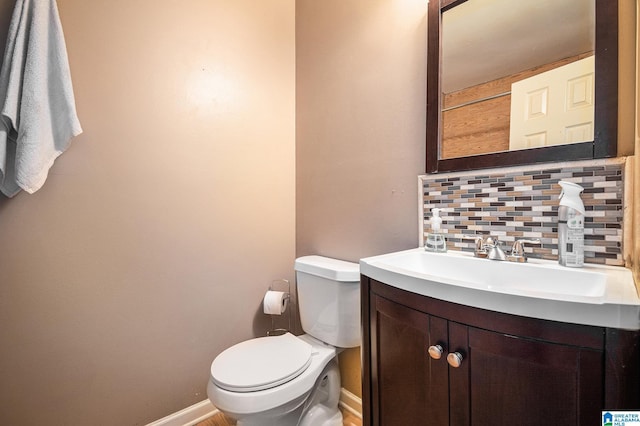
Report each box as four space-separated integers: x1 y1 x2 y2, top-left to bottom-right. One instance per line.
360 249 640 426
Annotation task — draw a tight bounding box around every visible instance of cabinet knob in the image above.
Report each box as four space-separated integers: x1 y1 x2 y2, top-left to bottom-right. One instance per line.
428 344 443 360
447 351 463 368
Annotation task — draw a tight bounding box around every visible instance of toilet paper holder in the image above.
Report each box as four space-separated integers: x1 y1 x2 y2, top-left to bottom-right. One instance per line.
266 279 291 337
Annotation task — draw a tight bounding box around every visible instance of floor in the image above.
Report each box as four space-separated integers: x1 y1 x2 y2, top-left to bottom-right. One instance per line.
196 407 362 426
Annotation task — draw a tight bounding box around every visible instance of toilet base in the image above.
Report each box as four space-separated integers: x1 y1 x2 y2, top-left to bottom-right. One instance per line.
236 403 305 426
298 358 342 426
299 404 342 426
233 358 342 426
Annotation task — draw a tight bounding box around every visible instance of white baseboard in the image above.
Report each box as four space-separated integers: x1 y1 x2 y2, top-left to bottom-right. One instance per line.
147 388 362 426
146 399 218 426
338 388 363 419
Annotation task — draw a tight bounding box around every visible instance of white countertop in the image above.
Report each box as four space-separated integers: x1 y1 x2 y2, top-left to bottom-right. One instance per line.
360 248 640 330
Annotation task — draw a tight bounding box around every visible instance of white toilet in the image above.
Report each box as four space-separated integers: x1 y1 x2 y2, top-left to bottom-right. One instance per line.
207 255 360 426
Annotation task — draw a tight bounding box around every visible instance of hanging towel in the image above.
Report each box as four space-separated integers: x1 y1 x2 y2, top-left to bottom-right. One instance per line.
0 0 82 197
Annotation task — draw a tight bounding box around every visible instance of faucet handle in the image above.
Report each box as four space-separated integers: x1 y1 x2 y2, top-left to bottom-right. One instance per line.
484 237 503 251
473 236 488 258
509 239 541 261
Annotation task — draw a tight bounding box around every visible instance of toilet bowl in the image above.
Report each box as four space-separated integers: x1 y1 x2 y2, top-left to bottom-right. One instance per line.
208 334 341 426
207 255 360 426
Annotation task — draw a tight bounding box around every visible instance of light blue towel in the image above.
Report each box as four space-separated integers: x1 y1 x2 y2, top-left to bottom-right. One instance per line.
0 0 82 197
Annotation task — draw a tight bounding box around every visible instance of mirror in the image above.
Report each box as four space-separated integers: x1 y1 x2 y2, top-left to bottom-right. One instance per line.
442 0 595 158
426 0 618 173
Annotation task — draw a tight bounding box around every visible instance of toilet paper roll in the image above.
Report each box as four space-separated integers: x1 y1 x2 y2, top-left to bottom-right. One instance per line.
263 290 289 315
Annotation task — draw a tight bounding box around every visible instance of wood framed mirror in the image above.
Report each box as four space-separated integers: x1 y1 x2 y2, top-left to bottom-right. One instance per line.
426 0 618 173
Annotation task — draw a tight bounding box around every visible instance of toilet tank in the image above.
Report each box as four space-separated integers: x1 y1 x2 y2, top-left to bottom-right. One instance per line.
294 256 360 348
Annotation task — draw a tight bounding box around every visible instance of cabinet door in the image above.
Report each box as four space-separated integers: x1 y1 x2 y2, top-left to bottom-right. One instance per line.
370 295 449 425
460 326 603 426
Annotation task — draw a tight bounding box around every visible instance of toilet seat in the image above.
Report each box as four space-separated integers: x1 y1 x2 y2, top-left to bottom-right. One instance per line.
210 333 313 392
208 334 338 416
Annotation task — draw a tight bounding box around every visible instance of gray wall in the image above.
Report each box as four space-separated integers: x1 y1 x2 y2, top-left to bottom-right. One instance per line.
295 0 427 395
0 0 429 422
0 1 295 424
296 0 427 261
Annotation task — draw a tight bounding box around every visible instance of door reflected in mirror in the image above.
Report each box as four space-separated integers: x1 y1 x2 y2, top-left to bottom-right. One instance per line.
440 0 595 160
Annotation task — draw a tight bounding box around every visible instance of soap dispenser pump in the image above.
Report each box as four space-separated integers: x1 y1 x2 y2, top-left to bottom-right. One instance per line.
425 208 446 253
558 181 585 267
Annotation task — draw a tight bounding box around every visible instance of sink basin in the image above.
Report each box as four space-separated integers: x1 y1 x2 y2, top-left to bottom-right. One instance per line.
360 248 640 329
372 249 606 301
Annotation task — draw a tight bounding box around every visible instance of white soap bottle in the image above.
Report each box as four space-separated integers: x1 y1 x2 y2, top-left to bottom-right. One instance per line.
425 208 446 252
558 181 585 267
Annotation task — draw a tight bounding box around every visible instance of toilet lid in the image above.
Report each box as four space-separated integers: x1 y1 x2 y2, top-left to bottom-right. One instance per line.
211 333 313 392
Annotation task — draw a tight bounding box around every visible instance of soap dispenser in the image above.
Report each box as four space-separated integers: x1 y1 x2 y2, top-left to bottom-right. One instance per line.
557 181 585 267
425 208 447 253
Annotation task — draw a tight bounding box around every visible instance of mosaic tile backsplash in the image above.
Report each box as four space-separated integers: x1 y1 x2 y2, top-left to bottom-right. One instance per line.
421 160 624 265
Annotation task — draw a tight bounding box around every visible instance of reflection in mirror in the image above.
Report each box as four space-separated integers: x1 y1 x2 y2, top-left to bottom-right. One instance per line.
440 0 595 160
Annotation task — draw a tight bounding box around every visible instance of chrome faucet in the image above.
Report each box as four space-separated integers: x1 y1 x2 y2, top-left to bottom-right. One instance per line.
485 237 507 261
473 236 540 262
474 236 505 260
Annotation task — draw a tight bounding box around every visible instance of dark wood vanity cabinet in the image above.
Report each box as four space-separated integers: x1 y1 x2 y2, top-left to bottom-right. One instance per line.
361 276 640 426
371 295 449 424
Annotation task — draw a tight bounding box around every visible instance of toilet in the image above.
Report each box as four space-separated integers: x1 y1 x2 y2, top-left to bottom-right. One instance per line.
207 255 360 426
